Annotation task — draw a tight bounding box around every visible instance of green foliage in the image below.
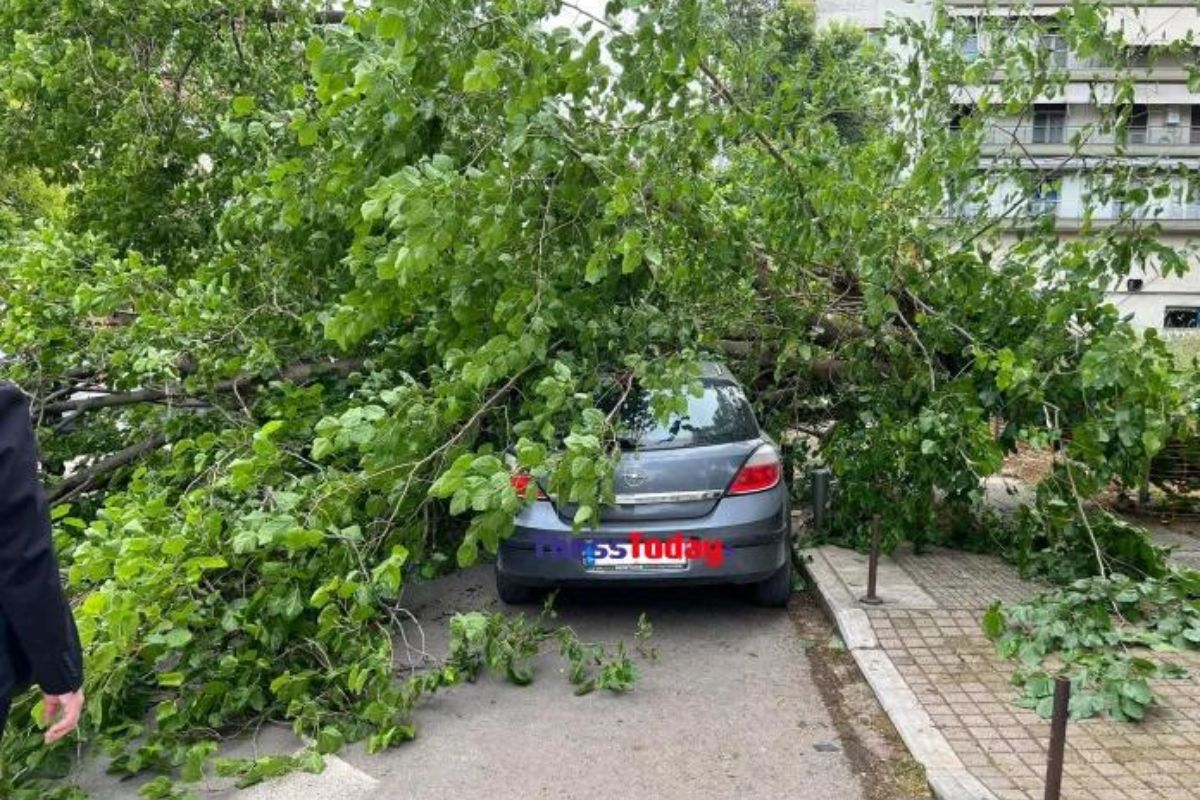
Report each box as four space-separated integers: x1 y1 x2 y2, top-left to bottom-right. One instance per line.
449 600 646 696
985 571 1200 721
1007 494 1168 583
3 593 649 797
803 9 1199 574
0 167 66 231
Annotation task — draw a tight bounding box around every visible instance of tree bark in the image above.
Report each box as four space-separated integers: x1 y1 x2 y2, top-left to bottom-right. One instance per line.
38 358 362 416
262 6 345 24
47 432 168 505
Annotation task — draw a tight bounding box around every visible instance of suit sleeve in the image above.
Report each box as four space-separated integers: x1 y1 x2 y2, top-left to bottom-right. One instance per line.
0 384 83 695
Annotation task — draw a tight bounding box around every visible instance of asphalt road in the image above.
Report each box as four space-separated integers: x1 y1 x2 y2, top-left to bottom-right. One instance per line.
343 566 868 800
73 565 875 800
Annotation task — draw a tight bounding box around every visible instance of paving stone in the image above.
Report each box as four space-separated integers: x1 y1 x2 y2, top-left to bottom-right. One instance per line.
805 539 1200 800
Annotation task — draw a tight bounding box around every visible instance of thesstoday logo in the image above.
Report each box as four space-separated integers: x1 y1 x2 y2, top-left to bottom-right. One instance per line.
531 532 725 568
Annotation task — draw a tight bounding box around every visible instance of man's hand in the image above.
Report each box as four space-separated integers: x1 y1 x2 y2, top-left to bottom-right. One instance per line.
43 689 84 743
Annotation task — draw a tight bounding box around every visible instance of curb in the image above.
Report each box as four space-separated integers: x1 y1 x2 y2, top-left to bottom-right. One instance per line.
801 547 999 800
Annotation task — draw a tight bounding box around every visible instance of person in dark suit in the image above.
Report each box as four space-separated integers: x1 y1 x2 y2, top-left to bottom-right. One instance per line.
0 383 84 742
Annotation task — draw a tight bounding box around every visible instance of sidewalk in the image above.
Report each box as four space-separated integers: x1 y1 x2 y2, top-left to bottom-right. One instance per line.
803 538 1200 800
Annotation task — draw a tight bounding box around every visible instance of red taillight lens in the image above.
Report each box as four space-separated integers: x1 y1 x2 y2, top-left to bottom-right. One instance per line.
727 446 782 495
510 472 548 499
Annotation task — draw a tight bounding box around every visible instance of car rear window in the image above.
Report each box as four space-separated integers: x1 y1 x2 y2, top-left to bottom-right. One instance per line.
603 381 760 450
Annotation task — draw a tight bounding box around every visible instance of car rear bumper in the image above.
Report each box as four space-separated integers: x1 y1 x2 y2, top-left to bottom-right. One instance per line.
496 488 790 586
496 535 788 586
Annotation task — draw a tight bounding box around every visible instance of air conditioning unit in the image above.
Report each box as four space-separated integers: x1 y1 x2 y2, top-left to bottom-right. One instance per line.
1166 108 1182 126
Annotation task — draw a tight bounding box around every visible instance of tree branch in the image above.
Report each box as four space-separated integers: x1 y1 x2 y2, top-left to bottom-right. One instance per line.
262 6 344 25
38 358 362 416
697 60 795 176
47 432 168 505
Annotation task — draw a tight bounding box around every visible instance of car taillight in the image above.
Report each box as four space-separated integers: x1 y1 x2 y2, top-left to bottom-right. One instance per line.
727 446 782 495
510 472 548 500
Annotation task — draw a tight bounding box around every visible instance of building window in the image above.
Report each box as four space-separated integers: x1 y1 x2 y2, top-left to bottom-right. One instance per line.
948 104 974 132
1028 185 1060 217
1191 105 1200 145
945 177 983 216
1114 180 1153 219
1125 46 1153 67
1187 184 1200 220
1032 105 1066 144
1042 33 1068 67
1164 307 1200 329
1129 104 1149 145
963 33 980 62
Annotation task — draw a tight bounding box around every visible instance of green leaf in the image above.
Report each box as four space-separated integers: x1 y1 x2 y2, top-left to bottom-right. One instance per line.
232 95 256 116
163 628 193 648
158 671 186 688
982 603 1005 639
311 437 333 460
378 9 405 40
456 540 478 568
316 727 345 755
463 51 501 92
506 662 534 686
297 121 319 147
1121 679 1153 705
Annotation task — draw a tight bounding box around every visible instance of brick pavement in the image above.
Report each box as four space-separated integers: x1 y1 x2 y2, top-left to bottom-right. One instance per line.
808 538 1200 800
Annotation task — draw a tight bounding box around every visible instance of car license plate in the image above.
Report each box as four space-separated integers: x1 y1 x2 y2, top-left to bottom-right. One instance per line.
582 541 687 572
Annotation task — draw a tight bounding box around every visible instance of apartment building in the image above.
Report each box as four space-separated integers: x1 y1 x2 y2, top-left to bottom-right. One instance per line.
816 0 1200 333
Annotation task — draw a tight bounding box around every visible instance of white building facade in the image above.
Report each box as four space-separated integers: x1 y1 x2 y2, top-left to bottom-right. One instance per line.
816 0 1200 334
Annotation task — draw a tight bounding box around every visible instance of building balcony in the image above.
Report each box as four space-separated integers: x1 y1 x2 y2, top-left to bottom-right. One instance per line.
988 200 1200 232
978 123 1200 157
971 58 1196 83
1059 60 1194 82
947 0 1197 8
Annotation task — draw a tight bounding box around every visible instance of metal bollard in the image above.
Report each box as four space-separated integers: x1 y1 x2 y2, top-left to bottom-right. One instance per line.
811 468 831 534
782 442 795 490
860 514 883 605
1043 676 1071 800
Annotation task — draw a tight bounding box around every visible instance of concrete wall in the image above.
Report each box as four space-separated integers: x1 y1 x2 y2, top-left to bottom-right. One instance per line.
1109 242 1200 330
814 0 932 31
990 229 1200 329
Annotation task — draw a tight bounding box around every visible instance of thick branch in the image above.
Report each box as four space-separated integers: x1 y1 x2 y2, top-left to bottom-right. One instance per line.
715 340 845 383
39 358 362 416
262 6 344 24
47 432 168 505
697 61 793 174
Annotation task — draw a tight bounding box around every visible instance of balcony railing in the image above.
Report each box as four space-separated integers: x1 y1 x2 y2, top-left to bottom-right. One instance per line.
1020 201 1200 221
962 50 1195 76
948 199 1200 222
981 123 1200 148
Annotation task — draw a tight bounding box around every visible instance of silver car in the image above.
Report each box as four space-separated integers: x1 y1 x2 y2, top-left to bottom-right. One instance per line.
496 363 792 606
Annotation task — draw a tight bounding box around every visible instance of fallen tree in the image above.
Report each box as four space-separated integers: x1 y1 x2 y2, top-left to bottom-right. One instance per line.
1 0 1198 795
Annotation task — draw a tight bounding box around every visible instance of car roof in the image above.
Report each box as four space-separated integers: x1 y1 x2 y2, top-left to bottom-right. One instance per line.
597 361 738 385
699 361 738 383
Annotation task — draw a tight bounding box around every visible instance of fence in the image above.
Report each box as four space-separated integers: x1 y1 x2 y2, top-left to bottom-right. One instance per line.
982 123 1200 148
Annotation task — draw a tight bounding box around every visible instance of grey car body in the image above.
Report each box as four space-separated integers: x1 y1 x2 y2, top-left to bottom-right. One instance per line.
496 363 792 606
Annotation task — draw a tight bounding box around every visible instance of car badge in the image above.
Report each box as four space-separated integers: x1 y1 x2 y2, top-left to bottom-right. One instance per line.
622 467 649 488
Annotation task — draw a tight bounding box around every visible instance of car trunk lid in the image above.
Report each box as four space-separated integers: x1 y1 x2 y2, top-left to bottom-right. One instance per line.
554 439 762 523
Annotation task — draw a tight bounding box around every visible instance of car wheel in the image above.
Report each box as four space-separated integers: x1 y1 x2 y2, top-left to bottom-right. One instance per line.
495 567 539 605
751 557 792 608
